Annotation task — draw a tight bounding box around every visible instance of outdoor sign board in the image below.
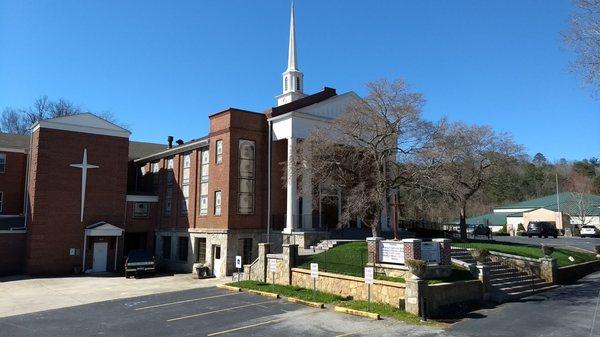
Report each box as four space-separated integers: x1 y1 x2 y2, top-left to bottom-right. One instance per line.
269 258 277 273
310 263 318 279
235 255 242 269
364 267 374 285
421 242 441 263
379 240 405 264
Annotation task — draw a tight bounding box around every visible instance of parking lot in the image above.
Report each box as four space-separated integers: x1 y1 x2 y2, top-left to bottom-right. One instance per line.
0 286 443 337
493 235 600 252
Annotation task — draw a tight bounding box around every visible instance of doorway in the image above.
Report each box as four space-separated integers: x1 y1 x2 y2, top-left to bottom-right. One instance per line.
212 245 222 277
92 242 108 272
321 196 339 230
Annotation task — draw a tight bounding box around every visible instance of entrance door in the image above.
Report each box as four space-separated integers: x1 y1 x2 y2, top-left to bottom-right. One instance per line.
212 245 222 277
92 242 108 272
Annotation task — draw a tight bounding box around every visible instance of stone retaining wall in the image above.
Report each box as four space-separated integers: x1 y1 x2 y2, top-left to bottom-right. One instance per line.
557 260 600 284
291 268 406 308
426 280 483 317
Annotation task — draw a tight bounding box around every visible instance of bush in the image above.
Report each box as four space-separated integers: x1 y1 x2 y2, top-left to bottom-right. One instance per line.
406 259 427 278
541 244 555 257
517 223 525 232
499 224 507 234
471 248 490 263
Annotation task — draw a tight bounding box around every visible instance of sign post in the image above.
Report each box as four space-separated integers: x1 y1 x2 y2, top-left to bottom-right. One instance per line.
310 263 318 302
269 258 277 291
364 267 374 312
235 255 242 286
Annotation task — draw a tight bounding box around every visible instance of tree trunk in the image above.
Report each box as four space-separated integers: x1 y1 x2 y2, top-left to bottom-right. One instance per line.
371 219 379 238
459 202 467 240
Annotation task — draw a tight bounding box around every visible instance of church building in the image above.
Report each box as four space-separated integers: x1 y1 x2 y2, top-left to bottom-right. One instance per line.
0 4 389 277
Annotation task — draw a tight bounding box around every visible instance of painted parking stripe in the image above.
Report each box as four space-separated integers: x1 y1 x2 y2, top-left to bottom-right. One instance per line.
166 300 276 322
206 318 286 336
134 292 242 311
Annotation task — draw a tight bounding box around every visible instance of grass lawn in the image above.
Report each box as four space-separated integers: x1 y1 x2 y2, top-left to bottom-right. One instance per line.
228 280 427 324
299 241 368 277
452 239 596 267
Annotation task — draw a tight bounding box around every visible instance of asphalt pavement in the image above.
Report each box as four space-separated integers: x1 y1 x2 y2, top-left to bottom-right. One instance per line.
0 286 443 337
492 235 600 252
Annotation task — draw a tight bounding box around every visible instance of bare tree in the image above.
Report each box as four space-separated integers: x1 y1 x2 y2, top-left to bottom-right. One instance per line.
565 172 595 226
565 0 600 92
292 78 436 238
1 96 124 134
415 122 523 239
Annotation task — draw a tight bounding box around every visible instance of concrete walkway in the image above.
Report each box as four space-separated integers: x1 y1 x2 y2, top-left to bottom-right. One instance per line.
0 273 227 318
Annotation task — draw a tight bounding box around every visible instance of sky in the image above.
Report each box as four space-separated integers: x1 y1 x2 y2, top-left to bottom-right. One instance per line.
0 0 598 161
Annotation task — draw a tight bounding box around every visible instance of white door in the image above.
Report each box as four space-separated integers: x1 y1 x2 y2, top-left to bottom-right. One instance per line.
212 245 222 277
92 242 108 273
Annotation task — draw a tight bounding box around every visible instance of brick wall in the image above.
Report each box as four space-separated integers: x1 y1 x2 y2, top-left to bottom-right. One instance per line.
0 232 26 275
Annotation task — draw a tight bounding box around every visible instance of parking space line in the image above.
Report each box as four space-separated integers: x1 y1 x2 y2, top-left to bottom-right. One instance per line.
134 292 242 311
206 318 286 336
166 300 276 322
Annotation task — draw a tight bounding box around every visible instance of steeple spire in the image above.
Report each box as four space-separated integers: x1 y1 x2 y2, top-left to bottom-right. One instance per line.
276 1 306 106
287 1 297 71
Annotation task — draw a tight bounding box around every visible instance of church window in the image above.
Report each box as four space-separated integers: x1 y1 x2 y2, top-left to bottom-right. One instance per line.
199 149 209 215
214 190 222 215
151 161 160 192
285 76 288 91
133 202 149 218
178 236 188 262
162 236 171 260
296 77 300 91
181 152 191 215
216 140 223 164
238 139 255 214
164 156 174 216
0 153 6 173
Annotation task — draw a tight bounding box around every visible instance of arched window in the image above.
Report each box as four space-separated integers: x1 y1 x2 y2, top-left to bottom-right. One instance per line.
296 77 300 91
284 76 288 91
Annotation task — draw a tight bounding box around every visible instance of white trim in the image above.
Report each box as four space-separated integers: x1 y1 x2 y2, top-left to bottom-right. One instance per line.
134 137 209 163
85 222 124 237
126 194 159 202
32 113 130 138
0 230 26 234
0 147 27 154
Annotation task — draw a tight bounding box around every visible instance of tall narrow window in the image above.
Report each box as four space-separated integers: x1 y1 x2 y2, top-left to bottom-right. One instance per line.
195 237 206 263
181 152 191 215
216 140 223 164
178 237 188 261
164 156 174 216
214 191 222 215
199 149 209 215
284 76 288 91
296 77 300 91
238 140 255 214
0 153 6 173
151 161 160 192
162 236 171 259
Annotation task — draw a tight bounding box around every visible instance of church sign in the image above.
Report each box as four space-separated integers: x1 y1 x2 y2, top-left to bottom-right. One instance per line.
379 240 405 264
421 242 441 263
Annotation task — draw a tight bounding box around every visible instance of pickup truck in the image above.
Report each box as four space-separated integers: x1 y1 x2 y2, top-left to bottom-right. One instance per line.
125 249 156 278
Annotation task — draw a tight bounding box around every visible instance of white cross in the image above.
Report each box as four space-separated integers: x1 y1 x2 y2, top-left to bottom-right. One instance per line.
70 148 99 222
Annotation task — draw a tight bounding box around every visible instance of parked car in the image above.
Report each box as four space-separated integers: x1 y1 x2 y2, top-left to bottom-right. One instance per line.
467 224 492 238
125 249 156 278
526 221 558 238
580 225 600 238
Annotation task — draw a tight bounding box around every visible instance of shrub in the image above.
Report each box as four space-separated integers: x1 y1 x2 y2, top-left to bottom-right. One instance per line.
541 244 555 257
405 259 427 278
517 223 525 232
471 248 490 263
499 224 507 234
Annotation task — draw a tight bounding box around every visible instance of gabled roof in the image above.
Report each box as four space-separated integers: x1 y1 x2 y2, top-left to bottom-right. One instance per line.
494 192 600 213
0 133 29 151
129 141 168 160
32 113 131 138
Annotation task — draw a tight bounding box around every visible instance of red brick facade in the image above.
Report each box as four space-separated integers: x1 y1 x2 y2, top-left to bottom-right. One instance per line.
0 151 27 215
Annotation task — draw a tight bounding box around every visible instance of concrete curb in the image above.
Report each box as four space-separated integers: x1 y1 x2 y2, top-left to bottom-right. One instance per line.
286 297 325 308
247 289 280 299
217 284 241 292
334 306 380 320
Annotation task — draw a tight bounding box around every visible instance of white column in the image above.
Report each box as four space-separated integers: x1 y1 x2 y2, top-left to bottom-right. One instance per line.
301 160 313 230
285 138 297 233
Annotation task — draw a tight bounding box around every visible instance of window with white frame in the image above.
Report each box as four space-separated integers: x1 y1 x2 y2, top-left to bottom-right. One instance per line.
216 140 223 164
151 161 160 192
199 149 209 215
181 153 191 215
238 140 255 214
164 156 174 216
214 190 222 215
0 153 6 173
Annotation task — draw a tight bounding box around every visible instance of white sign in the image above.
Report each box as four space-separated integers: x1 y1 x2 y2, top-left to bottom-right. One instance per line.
310 263 318 279
269 259 277 273
379 240 405 264
364 267 374 285
421 242 441 263
235 255 242 269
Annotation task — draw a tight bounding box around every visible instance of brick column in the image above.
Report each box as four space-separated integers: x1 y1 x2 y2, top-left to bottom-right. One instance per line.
402 239 422 261
433 238 451 266
366 237 383 265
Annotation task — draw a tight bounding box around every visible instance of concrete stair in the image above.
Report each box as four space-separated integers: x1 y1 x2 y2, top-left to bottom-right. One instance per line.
451 248 559 303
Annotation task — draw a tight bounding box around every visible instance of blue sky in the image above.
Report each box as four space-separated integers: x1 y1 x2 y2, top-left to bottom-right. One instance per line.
1 0 598 160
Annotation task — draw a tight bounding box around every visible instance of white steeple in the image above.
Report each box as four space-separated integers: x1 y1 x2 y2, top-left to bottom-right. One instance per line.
276 1 306 106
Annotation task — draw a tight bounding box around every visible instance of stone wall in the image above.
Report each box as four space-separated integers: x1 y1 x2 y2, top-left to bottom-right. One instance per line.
557 260 600 284
488 252 543 279
291 268 406 308
426 280 483 317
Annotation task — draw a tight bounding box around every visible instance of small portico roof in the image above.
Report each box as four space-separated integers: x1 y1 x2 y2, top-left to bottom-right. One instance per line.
85 221 123 237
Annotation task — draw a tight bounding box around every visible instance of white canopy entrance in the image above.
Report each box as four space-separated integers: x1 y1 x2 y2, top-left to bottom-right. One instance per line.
82 221 123 273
